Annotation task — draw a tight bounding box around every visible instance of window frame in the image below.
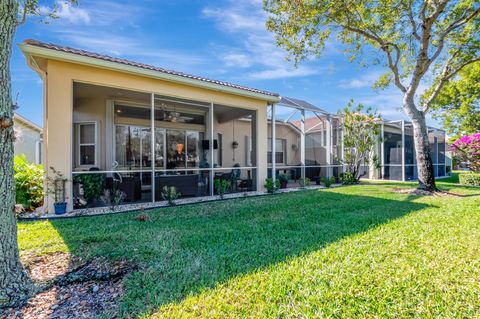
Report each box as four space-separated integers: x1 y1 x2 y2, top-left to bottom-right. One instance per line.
76 122 98 169
267 138 287 165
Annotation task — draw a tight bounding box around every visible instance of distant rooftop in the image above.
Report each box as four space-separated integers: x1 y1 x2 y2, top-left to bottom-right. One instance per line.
14 112 42 132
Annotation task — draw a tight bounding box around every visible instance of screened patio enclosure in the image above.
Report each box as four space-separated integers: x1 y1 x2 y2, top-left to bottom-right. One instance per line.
72 82 446 210
381 120 446 181
72 82 258 209
267 97 344 189
267 97 447 188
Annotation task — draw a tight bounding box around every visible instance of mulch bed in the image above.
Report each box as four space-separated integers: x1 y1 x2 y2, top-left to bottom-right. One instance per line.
393 188 462 197
2 253 137 319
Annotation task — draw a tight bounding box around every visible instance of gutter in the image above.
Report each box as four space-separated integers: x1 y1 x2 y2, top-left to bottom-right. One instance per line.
19 43 281 104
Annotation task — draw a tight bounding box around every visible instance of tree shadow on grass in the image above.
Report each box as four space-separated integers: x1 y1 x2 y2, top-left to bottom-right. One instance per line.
362 180 480 196
49 189 431 317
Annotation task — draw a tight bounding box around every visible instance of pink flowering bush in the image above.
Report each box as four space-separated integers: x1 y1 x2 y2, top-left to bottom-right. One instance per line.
452 133 480 172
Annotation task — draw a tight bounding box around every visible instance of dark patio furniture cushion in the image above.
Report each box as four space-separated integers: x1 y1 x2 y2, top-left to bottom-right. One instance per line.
155 174 199 198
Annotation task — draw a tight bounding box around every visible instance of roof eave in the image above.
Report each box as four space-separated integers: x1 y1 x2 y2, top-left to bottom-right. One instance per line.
14 113 43 132
19 43 281 103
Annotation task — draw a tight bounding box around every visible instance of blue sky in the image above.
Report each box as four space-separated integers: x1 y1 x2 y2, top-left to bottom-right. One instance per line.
11 0 433 127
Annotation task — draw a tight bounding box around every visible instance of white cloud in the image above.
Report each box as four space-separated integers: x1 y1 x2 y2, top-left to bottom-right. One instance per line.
222 53 253 68
338 71 383 89
202 7 265 33
39 0 147 27
202 1 319 80
249 66 318 80
52 29 207 70
353 89 421 123
55 1 91 24
39 1 91 24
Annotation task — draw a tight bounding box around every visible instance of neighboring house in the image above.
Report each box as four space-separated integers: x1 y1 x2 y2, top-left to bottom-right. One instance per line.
20 39 446 213
445 142 453 173
14 112 43 165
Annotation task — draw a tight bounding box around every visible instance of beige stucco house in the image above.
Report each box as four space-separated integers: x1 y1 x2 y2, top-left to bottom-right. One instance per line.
14 112 43 165
20 39 447 214
20 39 283 212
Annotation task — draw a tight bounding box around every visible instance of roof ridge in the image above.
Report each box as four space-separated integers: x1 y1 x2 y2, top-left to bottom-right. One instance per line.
23 39 279 98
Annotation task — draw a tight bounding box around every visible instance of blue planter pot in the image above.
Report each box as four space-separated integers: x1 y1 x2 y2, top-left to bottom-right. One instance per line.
54 202 67 215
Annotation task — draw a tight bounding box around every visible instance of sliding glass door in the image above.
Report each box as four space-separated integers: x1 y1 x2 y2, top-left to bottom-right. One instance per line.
115 125 152 191
162 129 200 170
154 128 165 170
115 125 151 170
166 130 186 169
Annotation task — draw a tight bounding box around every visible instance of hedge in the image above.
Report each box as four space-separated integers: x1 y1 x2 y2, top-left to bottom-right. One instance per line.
14 155 44 211
459 172 480 186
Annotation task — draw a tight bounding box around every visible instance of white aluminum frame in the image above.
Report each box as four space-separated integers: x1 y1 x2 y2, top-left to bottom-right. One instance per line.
75 121 98 169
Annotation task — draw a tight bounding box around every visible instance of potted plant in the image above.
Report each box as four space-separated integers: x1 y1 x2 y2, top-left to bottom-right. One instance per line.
264 178 280 194
161 186 181 206
47 167 69 214
278 174 289 189
214 179 231 199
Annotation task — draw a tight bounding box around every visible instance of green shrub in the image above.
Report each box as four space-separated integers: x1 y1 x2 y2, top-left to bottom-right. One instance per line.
459 173 480 186
340 172 357 185
321 176 336 188
277 174 289 188
73 173 104 203
277 174 289 183
215 179 231 199
264 178 280 194
299 177 311 188
161 186 181 205
14 155 44 211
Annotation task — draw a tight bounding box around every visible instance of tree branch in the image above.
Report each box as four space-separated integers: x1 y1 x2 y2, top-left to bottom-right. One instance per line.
16 1 28 26
408 5 421 41
409 0 449 95
443 7 480 37
430 7 480 63
422 57 480 112
341 25 407 92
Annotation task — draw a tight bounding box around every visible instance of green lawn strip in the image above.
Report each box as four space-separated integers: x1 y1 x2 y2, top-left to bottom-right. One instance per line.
153 192 480 318
17 181 480 318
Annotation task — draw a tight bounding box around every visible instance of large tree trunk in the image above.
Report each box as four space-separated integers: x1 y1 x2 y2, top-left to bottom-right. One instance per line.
0 0 35 308
403 98 437 191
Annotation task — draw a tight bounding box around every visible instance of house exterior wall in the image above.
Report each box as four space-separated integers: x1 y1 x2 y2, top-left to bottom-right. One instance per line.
43 59 270 212
73 97 107 170
216 120 301 169
268 124 301 166
14 119 42 164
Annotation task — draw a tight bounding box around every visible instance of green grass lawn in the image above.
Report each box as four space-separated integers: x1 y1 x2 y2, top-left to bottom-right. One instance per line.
18 176 480 318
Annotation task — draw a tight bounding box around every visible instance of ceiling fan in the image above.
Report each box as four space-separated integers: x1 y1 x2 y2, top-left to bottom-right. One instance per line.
160 103 194 123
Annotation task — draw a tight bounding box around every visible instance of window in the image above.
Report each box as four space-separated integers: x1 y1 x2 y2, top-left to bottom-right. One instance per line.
115 125 151 169
267 138 286 164
77 123 97 167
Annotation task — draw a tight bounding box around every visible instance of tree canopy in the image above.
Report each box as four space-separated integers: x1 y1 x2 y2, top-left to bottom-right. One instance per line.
265 0 479 110
265 0 479 191
424 63 480 140
340 101 382 183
